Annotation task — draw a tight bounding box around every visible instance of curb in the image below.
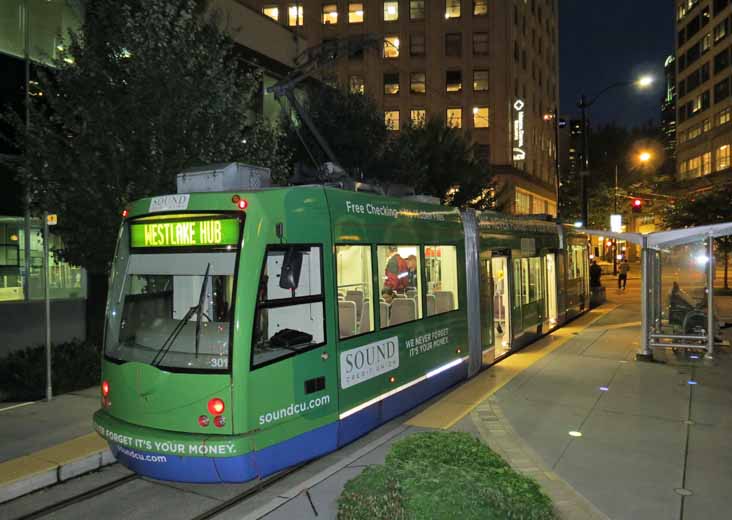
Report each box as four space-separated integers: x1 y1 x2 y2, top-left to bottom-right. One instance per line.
0 435 115 504
471 400 609 520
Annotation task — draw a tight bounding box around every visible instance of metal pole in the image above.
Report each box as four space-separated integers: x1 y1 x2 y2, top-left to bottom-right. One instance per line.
23 0 31 302
43 212 52 400
638 236 653 360
613 164 618 275
707 236 715 359
554 107 561 219
580 96 590 227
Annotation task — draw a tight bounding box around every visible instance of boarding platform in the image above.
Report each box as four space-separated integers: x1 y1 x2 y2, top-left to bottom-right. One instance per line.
3 292 732 519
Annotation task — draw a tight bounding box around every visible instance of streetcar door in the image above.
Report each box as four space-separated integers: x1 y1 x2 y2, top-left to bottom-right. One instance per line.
249 244 339 472
545 254 558 327
491 256 511 358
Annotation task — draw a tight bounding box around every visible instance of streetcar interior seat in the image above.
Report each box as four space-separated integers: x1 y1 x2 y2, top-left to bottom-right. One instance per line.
433 291 455 314
338 300 357 338
394 293 407 298
380 302 390 327
345 290 364 321
406 288 417 299
426 294 436 316
390 299 416 325
360 298 371 332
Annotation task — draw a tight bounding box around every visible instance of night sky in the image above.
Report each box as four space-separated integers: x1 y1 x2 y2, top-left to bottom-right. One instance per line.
559 0 675 128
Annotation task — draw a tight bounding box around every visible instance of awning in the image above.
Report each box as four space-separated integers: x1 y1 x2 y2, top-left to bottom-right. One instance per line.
581 222 732 250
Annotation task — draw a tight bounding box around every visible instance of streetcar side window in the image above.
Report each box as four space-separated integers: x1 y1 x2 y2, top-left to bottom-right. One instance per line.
336 245 374 338
424 245 459 316
377 245 423 327
252 245 326 368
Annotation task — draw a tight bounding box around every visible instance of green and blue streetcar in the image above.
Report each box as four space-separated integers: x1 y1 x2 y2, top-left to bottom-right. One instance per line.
94 172 589 483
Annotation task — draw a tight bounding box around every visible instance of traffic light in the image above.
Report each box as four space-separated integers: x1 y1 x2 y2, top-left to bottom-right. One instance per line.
631 198 643 213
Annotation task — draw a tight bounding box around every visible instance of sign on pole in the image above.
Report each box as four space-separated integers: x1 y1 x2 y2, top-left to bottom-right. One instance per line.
610 214 622 233
47 214 58 226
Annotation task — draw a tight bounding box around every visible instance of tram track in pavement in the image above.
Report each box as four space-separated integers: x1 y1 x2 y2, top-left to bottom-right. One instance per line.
14 473 140 520
11 462 309 520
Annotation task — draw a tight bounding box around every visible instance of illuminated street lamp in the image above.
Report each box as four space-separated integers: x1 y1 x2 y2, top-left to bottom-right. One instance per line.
639 151 652 163
577 75 655 227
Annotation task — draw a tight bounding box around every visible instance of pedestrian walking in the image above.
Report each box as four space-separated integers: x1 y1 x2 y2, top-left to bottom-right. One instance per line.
618 258 630 290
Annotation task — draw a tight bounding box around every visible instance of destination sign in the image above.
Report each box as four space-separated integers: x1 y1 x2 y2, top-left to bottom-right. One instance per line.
130 218 239 248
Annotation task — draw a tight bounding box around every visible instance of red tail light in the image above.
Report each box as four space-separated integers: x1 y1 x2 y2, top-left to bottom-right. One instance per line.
208 398 225 415
198 415 210 427
214 415 226 428
101 380 110 397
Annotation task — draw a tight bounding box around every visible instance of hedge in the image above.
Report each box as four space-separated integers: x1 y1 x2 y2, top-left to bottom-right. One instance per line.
338 431 556 520
0 340 100 401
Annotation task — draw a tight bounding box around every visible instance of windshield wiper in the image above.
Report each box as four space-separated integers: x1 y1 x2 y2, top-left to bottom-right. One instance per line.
194 263 211 359
151 263 211 367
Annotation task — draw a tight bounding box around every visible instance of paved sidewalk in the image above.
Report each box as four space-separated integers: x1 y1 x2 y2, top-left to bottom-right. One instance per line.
0 387 111 503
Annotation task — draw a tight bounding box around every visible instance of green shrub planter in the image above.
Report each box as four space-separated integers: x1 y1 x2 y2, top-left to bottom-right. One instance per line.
338 432 556 520
0 340 100 401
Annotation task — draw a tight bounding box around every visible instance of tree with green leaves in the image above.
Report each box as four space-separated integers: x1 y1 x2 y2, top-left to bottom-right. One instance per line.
2 0 291 342
380 117 496 209
283 83 388 178
663 186 732 289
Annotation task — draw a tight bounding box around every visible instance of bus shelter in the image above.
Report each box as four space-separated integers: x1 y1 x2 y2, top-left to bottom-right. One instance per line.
584 223 732 360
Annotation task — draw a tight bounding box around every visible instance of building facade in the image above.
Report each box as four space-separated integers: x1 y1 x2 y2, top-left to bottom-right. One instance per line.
242 0 560 215
675 0 732 191
662 54 677 161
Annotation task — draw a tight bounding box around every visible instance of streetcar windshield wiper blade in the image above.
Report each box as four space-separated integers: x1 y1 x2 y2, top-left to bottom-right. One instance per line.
151 263 211 368
194 263 212 359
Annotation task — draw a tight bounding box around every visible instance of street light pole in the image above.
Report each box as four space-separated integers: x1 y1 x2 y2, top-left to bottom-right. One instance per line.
576 76 653 227
613 164 619 276
553 107 561 219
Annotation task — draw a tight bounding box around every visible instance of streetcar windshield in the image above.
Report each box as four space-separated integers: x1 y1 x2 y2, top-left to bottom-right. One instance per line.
104 216 241 371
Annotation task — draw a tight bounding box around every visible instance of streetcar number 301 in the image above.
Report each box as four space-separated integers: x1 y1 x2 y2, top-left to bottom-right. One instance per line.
210 358 228 369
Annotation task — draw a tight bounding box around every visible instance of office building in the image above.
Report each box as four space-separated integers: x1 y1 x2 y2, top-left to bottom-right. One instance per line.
675 0 732 190
243 0 560 215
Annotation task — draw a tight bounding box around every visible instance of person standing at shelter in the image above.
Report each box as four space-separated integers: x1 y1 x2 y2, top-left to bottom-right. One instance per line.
590 260 602 288
618 258 630 290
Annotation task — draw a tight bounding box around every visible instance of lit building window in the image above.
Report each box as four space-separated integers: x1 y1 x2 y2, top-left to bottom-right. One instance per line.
473 106 489 128
703 118 711 132
702 152 712 175
410 33 426 56
446 70 462 92
411 109 426 127
473 70 489 91
688 156 700 177
445 0 461 19
384 1 399 21
288 4 303 26
447 107 462 128
515 190 531 214
719 107 732 125
410 0 425 20
716 144 730 170
385 110 400 131
262 6 279 21
473 0 488 16
384 36 400 58
349 2 364 23
406 73 424 94
322 4 338 24
350 75 365 94
473 32 489 55
384 73 400 95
